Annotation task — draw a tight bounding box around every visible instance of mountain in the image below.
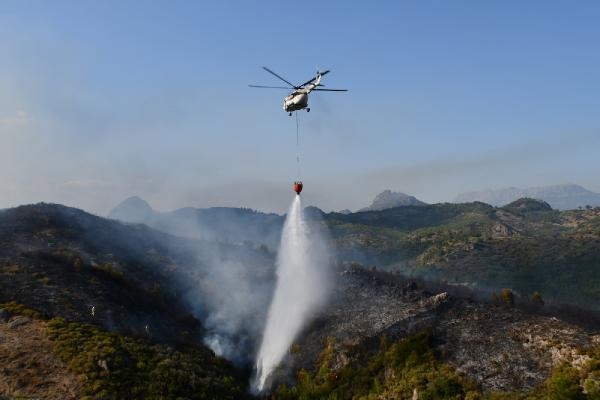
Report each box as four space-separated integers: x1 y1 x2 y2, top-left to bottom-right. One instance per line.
109 197 284 250
107 195 600 313
107 195 156 223
0 203 275 354
0 203 271 398
325 198 600 314
3 201 600 398
359 190 427 211
454 183 600 210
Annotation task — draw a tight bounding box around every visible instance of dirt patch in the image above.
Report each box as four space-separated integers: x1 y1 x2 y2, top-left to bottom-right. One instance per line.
0 317 81 399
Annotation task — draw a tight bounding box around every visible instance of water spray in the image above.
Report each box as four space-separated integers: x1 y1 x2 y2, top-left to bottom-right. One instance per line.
252 195 330 392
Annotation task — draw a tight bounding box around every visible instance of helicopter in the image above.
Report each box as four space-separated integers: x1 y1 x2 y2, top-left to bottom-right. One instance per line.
249 67 347 115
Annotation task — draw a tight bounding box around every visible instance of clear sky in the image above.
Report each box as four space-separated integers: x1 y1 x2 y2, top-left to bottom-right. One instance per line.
1 1 599 214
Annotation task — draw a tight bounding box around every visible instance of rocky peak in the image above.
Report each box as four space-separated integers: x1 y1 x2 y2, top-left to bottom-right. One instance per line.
360 190 426 212
108 196 156 223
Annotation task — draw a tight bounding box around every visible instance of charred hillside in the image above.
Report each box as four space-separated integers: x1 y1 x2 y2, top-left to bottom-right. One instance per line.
268 265 600 399
1 203 193 342
0 203 274 344
0 203 278 398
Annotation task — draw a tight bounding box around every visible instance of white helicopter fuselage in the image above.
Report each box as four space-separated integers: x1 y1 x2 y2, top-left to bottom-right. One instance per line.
283 92 309 112
283 74 322 113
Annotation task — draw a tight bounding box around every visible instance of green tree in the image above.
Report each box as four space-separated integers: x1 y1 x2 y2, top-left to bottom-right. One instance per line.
499 288 515 307
545 364 583 400
584 375 600 400
531 291 544 306
73 257 82 272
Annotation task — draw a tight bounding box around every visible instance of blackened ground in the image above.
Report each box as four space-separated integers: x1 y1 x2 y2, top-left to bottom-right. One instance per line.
266 264 599 394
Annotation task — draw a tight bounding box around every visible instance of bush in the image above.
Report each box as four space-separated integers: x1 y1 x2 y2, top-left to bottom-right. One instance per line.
0 301 44 319
544 364 583 399
499 288 515 307
531 291 544 306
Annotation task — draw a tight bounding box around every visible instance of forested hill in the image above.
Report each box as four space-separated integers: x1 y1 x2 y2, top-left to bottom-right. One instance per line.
109 196 600 314
325 198 600 312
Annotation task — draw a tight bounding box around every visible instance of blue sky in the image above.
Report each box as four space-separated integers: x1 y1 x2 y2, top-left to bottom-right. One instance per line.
1 1 599 214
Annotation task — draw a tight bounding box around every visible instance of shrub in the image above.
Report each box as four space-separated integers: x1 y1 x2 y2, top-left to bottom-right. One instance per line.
499 288 515 307
531 291 544 306
544 364 583 400
0 301 44 319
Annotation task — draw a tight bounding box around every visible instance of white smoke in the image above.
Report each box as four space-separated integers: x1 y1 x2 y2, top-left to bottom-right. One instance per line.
198 256 274 363
253 195 331 392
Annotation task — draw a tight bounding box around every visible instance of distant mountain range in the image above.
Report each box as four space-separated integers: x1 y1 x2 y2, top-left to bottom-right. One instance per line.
108 183 599 252
359 190 426 212
108 196 284 250
109 191 430 249
454 184 600 210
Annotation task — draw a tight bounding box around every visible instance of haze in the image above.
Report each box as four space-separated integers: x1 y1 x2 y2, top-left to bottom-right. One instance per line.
1 1 599 214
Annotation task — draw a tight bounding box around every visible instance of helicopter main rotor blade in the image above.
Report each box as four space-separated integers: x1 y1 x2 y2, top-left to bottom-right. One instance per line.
249 85 293 89
297 70 330 88
313 88 348 92
262 67 298 89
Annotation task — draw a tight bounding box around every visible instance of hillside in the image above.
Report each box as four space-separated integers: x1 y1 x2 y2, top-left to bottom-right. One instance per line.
0 203 276 398
110 196 600 314
359 190 427 211
3 202 600 398
269 265 600 399
325 198 600 313
109 197 284 250
0 312 81 399
0 302 253 399
0 203 275 347
454 183 600 210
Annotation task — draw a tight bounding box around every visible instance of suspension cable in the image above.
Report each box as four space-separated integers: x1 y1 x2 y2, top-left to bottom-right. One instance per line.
295 111 301 181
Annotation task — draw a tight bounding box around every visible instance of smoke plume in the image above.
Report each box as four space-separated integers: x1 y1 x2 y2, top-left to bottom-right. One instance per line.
177 239 276 366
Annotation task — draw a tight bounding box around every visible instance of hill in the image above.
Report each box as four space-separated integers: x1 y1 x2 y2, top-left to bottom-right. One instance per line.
111 196 600 314
0 203 278 398
359 190 427 211
269 265 600 399
0 202 278 358
107 195 155 223
109 197 284 250
3 202 600 398
454 183 600 210
325 198 600 313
